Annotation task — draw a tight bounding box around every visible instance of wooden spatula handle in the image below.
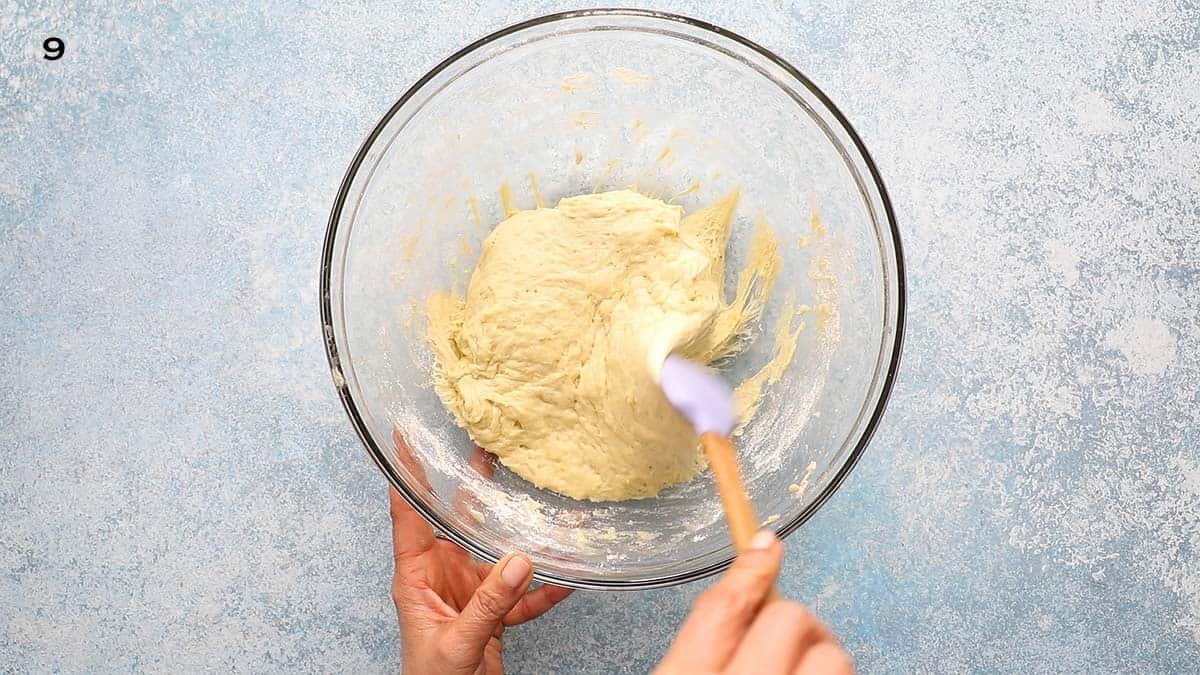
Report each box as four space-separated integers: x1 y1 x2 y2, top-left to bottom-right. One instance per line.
700 431 782 602
700 431 760 552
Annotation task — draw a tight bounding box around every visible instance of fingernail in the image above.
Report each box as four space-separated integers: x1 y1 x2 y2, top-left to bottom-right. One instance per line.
501 554 531 588
748 530 776 551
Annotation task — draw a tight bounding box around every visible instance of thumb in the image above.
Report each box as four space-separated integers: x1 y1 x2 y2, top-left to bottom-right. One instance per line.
446 553 533 652
656 531 783 672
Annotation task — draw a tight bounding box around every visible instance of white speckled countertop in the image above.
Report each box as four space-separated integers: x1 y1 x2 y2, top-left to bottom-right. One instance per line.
2 1 1198 672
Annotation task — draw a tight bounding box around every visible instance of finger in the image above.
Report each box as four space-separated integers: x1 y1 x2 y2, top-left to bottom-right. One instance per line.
392 428 432 490
657 531 782 672
468 446 497 478
727 601 831 674
449 447 496 525
389 430 438 561
444 553 533 656
390 486 436 561
794 641 854 675
503 584 574 625
453 491 486 525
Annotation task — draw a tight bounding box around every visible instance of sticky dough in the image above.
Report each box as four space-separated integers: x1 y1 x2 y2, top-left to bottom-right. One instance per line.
427 189 779 501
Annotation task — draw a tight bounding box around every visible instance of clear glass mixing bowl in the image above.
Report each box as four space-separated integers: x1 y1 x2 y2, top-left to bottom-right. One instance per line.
321 9 904 589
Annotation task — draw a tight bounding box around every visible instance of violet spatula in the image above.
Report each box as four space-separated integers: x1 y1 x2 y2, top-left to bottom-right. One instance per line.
659 354 761 553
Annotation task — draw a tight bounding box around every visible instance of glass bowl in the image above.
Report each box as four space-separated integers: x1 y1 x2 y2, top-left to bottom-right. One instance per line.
321 9 904 590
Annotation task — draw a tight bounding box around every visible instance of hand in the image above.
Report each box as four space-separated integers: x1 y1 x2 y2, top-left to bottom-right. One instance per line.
388 432 572 675
656 531 853 674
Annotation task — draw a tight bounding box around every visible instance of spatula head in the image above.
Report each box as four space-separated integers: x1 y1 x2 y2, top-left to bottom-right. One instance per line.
659 354 736 437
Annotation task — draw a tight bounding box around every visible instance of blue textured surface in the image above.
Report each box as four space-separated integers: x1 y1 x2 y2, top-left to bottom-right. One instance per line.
3 1 1199 672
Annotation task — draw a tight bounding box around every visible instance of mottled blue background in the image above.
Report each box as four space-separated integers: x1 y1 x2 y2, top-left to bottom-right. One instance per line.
2 1 1198 673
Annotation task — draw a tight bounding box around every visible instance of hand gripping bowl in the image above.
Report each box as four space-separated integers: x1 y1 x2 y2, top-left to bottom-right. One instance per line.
321 10 904 590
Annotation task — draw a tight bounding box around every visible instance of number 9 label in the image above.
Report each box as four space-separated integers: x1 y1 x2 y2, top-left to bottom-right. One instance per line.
43 37 64 61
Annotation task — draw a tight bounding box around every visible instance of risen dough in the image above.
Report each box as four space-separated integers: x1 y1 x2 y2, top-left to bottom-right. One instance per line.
427 189 770 501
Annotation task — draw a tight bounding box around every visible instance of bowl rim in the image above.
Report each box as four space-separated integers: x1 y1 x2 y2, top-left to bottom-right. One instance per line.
320 7 907 590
